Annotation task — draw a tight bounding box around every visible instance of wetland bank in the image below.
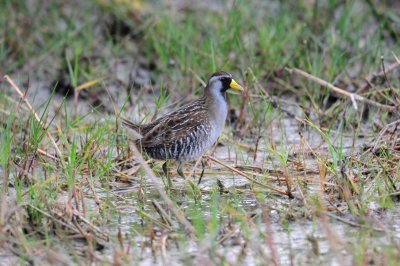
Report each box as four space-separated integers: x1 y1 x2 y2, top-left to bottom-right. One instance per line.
1 0 400 265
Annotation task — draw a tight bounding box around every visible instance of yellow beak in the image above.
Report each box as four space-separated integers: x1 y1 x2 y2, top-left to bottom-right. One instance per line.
229 79 244 92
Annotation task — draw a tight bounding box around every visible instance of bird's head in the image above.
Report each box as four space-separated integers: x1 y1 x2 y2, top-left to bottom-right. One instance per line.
205 71 243 96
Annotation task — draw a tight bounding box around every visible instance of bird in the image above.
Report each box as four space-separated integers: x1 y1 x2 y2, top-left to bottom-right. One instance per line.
122 71 243 183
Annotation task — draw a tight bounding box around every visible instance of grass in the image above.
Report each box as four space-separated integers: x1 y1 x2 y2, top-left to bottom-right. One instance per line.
0 0 400 265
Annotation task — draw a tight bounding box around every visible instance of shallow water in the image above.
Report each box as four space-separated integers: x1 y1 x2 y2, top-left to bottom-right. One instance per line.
2 42 399 264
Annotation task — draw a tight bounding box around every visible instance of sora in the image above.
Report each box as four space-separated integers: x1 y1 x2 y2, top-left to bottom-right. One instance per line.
122 71 243 182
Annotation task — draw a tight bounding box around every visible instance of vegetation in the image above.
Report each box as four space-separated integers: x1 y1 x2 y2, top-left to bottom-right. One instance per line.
0 0 399 264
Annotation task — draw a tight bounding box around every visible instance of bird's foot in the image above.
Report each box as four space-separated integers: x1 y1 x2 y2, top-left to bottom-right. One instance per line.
162 161 173 189
177 163 186 179
197 158 206 185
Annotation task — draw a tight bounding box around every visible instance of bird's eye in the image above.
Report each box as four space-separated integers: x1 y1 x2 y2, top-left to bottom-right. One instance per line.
220 77 231 87
216 77 231 92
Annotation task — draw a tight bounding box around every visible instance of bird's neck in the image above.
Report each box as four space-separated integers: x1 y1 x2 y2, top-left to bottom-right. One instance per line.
204 87 228 124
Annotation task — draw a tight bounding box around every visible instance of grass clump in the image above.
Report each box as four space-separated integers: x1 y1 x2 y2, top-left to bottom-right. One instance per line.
0 0 399 264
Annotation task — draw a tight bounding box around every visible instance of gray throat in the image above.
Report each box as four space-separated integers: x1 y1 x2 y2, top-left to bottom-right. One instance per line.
205 86 228 129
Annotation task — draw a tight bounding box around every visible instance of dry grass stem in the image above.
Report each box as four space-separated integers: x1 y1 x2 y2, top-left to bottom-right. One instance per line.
3 75 62 158
128 142 196 236
206 155 289 196
372 119 400 152
286 68 399 111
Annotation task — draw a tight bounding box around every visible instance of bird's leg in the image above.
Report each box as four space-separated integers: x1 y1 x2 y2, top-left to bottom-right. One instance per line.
162 161 168 176
197 158 206 185
177 162 186 179
162 161 172 189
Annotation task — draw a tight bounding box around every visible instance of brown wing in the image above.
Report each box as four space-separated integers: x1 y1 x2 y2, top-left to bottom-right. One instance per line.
121 118 141 132
121 117 143 141
140 98 208 148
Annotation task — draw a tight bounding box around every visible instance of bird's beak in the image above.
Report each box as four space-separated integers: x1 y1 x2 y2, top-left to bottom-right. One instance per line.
229 79 244 92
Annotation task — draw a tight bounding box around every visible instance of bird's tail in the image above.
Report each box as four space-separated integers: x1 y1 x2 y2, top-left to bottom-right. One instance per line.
121 117 143 141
